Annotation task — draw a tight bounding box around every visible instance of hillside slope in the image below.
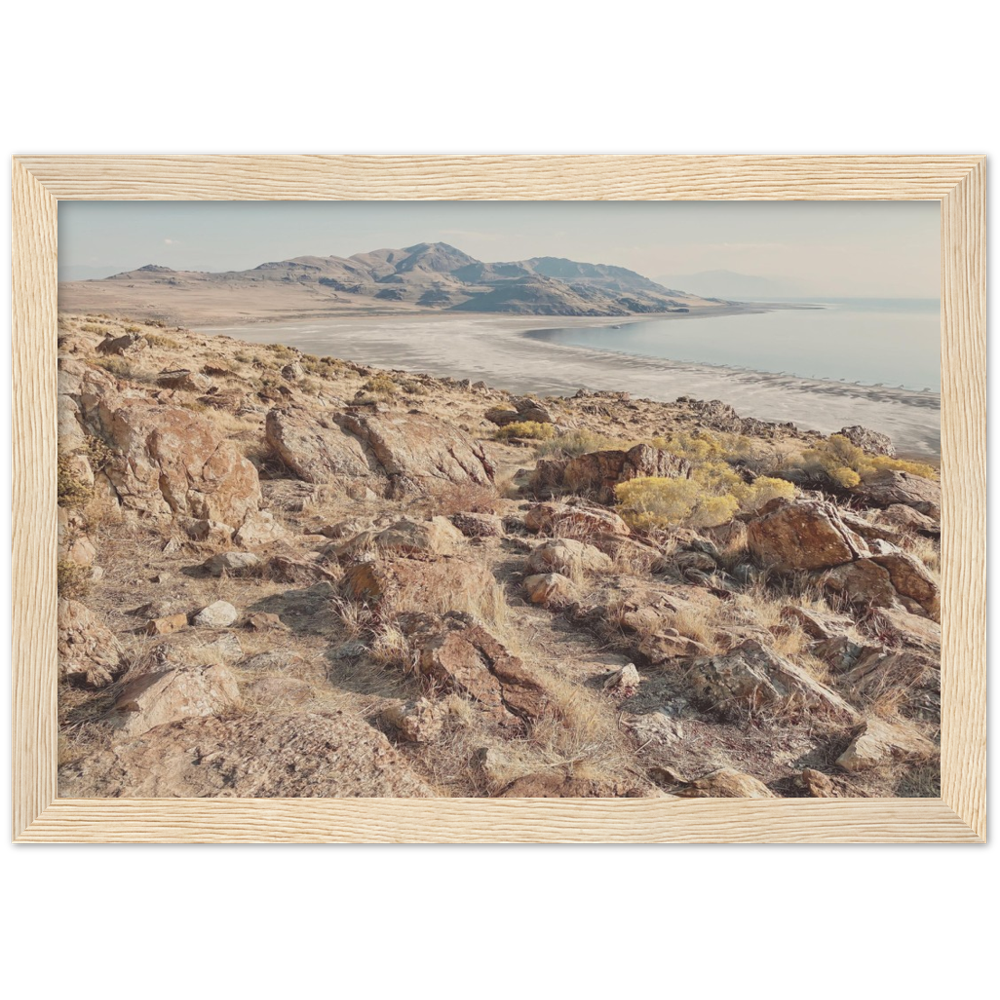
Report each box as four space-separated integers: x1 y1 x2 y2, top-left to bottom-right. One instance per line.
56 314 941 800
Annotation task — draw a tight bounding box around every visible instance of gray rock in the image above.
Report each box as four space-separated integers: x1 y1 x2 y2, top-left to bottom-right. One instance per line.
192 600 239 628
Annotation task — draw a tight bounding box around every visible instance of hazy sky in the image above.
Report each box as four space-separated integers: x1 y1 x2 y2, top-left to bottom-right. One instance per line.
58 201 940 297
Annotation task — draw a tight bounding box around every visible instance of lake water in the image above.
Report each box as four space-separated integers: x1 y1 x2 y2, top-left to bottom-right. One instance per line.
524 298 941 392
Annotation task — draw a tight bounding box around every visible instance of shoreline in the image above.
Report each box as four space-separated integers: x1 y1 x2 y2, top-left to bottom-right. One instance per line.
193 313 941 457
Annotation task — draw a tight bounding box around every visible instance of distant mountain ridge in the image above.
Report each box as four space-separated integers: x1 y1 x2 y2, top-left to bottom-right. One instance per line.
81 242 722 318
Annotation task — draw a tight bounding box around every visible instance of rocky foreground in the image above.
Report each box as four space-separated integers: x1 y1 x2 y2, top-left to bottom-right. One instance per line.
57 315 942 799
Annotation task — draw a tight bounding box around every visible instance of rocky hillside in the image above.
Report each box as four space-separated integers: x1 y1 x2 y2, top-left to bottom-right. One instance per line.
57 314 942 799
58 242 722 324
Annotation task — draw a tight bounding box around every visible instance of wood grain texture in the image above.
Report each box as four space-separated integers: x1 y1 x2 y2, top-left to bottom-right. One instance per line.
16 799 983 844
10 154 987 843
11 158 59 840
12 154 987 201
939 159 988 841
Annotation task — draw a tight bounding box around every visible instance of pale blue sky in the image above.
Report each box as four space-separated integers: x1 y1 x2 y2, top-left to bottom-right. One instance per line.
58 200 940 297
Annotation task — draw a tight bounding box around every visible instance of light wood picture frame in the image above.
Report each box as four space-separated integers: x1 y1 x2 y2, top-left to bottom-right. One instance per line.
11 154 986 843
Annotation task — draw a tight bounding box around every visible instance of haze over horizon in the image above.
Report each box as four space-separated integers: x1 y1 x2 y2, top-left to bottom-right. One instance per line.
58 200 940 299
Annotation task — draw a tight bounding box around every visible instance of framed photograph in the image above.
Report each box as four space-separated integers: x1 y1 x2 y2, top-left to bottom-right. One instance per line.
12 154 985 843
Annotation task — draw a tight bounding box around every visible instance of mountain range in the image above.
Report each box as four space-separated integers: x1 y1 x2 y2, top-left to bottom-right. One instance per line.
59 242 727 323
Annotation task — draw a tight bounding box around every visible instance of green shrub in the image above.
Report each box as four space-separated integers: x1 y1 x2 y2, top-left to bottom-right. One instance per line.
493 421 556 441
57 454 93 509
829 466 861 488
361 373 397 399
615 471 795 530
798 434 937 483
615 477 738 529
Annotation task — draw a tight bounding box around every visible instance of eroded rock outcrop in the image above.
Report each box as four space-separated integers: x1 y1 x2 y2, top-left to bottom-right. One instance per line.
268 405 495 492
747 498 870 572
58 599 122 689
109 663 241 737
98 400 261 524
685 640 857 719
534 444 692 503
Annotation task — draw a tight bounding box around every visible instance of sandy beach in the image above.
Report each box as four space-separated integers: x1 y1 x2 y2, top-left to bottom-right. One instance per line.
196 313 941 456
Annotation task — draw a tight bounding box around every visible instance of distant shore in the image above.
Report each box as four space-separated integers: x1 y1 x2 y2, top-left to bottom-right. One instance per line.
195 312 941 457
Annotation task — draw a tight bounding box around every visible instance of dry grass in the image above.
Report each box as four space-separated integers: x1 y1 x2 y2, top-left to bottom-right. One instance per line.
903 534 941 577
427 481 500 517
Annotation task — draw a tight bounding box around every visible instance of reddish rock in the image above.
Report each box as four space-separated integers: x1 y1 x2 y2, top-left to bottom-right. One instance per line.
109 663 241 738
747 499 870 572
524 501 630 539
59 599 122 689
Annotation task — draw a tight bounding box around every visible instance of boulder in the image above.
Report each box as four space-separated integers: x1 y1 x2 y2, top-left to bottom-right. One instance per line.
184 519 234 546
676 767 775 798
818 558 900 612
145 613 188 637
838 425 896 457
336 409 496 490
246 612 289 632
798 768 836 797
851 469 940 517
484 406 521 427
58 599 121 688
202 552 262 577
876 504 940 538
449 511 504 538
523 572 577 607
61 712 433 798
192 600 239 628
156 369 212 393
747 499 870 572
265 405 373 483
109 663 240 738
233 510 287 547
818 544 939 620
266 555 340 585
779 606 856 642
526 538 612 579
636 629 710 664
836 718 936 772
317 518 373 540
97 331 147 357
415 624 551 724
59 518 98 568
542 444 692 503
339 557 497 615
524 502 630 539
96 400 261 524
603 662 640 696
686 640 857 719
868 542 940 620
268 405 496 491
382 698 445 743
512 396 555 424
867 606 940 652
374 517 465 557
